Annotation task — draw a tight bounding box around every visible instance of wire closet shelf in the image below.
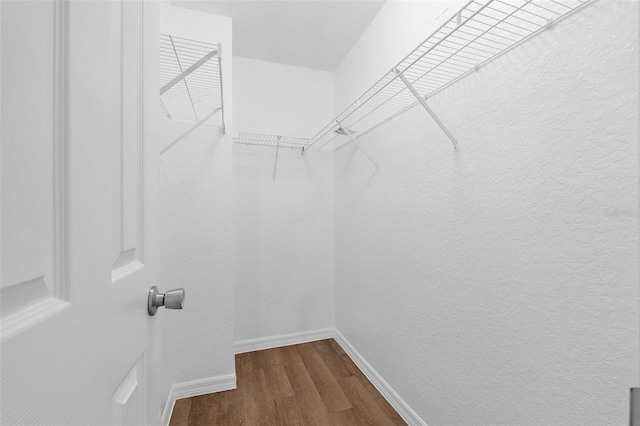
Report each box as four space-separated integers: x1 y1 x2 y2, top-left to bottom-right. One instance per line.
234 133 310 179
159 34 224 127
234 133 310 152
305 0 590 151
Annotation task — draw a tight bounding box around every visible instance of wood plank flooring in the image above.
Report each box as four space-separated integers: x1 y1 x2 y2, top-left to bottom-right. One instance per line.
169 339 406 425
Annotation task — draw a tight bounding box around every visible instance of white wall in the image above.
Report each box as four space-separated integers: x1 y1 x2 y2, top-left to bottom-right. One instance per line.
159 2 639 424
231 55 336 343
334 1 639 425
233 56 334 138
159 5 337 413
158 2 234 412
232 145 335 343
159 123 234 406
334 0 466 113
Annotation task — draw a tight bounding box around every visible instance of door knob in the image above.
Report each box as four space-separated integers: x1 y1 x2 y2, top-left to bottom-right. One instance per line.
148 286 185 316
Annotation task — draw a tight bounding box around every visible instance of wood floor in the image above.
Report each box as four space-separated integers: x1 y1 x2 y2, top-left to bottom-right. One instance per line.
169 339 406 425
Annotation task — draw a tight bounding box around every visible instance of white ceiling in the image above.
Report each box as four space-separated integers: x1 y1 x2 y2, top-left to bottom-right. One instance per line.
172 1 386 72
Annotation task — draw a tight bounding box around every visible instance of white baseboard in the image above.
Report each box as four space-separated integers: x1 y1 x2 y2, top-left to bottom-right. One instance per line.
332 328 427 426
160 374 236 426
234 327 335 354
162 328 424 426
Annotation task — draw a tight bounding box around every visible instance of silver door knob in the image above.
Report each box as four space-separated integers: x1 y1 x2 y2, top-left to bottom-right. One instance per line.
148 286 185 316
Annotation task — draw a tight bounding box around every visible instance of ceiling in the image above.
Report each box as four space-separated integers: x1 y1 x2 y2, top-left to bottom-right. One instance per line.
172 0 387 72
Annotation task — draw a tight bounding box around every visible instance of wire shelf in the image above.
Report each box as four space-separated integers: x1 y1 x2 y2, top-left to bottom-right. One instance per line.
306 0 590 151
234 133 309 179
160 34 223 125
233 132 310 151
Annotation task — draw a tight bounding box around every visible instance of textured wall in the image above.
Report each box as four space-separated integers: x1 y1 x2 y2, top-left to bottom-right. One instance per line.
233 144 335 342
159 4 235 412
159 123 235 404
231 55 335 343
334 2 639 425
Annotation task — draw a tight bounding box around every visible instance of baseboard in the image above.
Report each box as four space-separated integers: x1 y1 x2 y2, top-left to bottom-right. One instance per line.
332 328 427 426
160 374 236 426
234 327 335 354
162 329 423 426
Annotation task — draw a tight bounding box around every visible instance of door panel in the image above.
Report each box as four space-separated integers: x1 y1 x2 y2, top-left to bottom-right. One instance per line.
111 0 144 281
1 1 161 424
112 355 146 425
0 0 69 342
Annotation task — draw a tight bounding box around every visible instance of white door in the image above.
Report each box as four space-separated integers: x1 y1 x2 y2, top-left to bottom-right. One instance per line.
1 1 162 424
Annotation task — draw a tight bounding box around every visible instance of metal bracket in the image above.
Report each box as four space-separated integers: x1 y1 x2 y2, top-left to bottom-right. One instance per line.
392 67 459 151
335 119 379 170
217 43 226 134
273 136 281 179
160 108 222 155
159 98 172 119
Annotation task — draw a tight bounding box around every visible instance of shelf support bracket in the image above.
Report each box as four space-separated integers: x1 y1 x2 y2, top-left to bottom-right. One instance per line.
160 108 221 155
273 136 281 180
393 67 459 151
159 98 172 119
335 119 379 170
217 43 226 134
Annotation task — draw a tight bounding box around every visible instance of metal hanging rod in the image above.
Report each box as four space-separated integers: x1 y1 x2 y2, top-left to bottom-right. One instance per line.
159 34 225 154
305 0 591 152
